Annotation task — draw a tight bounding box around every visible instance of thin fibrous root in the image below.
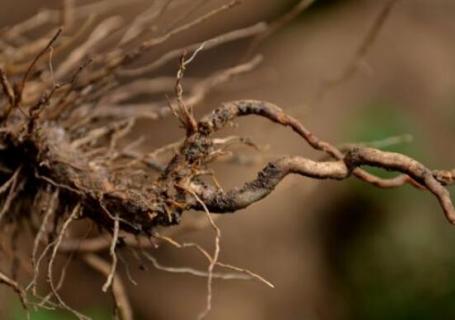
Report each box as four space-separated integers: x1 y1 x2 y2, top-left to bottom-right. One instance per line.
47 203 90 320
83 253 132 320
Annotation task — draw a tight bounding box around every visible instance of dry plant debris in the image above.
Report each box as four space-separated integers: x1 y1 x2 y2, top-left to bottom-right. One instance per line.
0 0 453 319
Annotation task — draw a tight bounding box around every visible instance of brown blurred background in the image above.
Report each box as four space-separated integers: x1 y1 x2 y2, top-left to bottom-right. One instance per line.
2 0 455 319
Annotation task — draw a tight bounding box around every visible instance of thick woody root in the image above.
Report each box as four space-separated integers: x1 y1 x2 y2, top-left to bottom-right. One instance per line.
186 100 455 222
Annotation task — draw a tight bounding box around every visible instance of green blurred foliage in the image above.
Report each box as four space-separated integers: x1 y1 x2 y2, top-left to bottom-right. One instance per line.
340 195 455 320
441 99 455 133
11 303 111 320
343 100 426 182
345 100 424 154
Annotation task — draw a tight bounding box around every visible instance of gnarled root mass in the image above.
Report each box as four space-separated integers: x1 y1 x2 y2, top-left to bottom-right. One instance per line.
2 97 454 236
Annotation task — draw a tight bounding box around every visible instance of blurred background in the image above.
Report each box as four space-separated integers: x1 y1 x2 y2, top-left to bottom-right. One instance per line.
2 0 455 319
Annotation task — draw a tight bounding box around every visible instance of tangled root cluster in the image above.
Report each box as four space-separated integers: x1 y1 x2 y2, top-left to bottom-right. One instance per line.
0 0 454 319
